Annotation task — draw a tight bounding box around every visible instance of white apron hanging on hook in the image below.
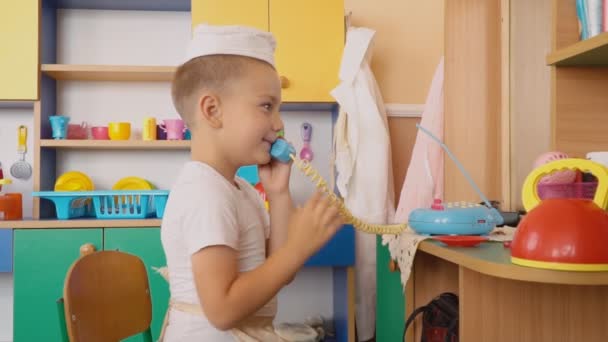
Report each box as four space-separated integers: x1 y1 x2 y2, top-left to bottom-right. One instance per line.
331 26 395 342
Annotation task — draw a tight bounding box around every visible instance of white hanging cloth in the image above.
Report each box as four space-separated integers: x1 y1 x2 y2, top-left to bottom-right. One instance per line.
331 27 395 341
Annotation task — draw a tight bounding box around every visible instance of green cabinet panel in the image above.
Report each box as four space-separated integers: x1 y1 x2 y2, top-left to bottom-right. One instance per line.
104 227 169 342
13 229 103 342
376 235 405 342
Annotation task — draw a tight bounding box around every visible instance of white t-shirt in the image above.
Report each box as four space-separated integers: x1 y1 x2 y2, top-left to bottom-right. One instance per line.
161 161 277 341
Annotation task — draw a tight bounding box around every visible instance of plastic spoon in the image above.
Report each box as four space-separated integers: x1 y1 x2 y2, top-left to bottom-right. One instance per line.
299 122 314 161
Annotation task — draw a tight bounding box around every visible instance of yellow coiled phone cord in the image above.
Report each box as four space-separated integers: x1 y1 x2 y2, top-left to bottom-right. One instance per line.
290 155 406 235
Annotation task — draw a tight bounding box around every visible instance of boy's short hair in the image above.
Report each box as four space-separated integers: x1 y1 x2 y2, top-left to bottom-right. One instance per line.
171 54 257 126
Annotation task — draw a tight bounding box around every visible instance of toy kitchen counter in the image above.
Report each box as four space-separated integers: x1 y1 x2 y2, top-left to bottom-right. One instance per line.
405 240 608 342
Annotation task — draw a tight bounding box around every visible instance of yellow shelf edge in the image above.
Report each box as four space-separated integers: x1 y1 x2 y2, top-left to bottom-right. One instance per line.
547 32 608 66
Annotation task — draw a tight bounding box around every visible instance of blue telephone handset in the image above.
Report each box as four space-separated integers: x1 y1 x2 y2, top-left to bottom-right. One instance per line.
270 139 296 163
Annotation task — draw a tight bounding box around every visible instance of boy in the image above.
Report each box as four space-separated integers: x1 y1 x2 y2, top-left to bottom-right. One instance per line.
160 24 344 341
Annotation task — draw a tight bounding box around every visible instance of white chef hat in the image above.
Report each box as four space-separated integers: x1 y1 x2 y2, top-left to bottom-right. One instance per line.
184 24 277 67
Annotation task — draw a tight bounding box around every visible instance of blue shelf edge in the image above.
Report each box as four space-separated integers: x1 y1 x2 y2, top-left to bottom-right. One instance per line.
46 0 190 12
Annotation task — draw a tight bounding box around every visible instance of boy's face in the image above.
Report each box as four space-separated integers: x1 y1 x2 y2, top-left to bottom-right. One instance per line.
220 60 283 166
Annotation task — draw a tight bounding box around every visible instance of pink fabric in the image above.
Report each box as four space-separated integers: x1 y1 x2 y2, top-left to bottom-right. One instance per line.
393 57 444 224
383 58 445 289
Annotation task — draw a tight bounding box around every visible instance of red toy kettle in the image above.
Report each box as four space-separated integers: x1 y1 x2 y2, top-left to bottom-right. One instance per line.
512 159 608 271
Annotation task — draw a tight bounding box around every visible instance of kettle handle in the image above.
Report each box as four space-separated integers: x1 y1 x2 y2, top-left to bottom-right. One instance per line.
522 158 608 212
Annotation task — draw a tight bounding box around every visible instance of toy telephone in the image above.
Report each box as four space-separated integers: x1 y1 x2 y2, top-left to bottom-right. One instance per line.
270 139 407 235
270 124 504 236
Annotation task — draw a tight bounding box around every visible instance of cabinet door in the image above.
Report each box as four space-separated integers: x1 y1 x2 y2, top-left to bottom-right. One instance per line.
104 227 169 342
192 0 269 31
0 2 39 100
376 235 405 342
270 0 344 102
13 229 103 341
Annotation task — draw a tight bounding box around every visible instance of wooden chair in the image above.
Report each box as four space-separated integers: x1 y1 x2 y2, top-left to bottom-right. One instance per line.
57 243 153 342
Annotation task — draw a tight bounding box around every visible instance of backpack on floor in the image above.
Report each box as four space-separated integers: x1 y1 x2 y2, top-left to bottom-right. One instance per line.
403 292 459 342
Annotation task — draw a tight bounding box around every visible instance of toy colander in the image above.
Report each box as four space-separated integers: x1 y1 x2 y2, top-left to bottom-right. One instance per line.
513 158 608 271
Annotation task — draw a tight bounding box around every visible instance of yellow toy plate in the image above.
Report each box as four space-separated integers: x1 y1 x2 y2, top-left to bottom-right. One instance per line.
54 171 95 191
521 158 608 212
112 176 154 190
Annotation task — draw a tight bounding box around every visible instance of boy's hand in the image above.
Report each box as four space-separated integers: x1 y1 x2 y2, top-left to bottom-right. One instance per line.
258 157 291 197
286 191 344 259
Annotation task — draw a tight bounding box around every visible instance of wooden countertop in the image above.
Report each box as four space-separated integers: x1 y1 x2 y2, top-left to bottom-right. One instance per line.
0 219 162 229
418 240 608 286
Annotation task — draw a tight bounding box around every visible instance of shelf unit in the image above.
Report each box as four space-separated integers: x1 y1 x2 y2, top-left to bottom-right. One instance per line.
34 2 193 220
42 64 176 82
40 139 190 150
549 0 608 157
547 31 608 66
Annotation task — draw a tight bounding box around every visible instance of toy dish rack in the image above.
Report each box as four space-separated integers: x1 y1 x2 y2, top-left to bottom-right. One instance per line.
33 190 169 220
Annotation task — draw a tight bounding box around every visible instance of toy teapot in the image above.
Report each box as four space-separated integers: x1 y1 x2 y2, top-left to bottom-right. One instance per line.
512 158 608 271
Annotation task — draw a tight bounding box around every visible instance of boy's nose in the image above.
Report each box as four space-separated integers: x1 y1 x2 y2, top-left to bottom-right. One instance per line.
271 111 283 131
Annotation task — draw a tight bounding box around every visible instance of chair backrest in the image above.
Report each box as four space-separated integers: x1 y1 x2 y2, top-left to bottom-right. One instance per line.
63 250 152 342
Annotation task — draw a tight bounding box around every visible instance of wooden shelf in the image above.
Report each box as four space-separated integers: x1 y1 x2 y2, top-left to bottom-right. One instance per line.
41 64 176 81
0 219 162 229
547 32 608 66
40 139 190 150
418 240 608 285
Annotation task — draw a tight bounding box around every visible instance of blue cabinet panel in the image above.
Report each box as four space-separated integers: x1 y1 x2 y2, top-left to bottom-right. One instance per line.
0 230 12 272
306 225 354 267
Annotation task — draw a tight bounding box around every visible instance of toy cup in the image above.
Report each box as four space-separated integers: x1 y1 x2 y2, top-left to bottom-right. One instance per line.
49 115 70 139
159 119 186 140
156 124 167 140
108 122 131 140
91 126 109 140
67 121 88 139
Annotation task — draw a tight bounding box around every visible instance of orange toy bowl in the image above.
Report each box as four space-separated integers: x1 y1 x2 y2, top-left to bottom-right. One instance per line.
511 198 608 271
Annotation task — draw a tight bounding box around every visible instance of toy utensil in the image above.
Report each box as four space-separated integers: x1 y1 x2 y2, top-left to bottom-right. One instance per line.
299 122 314 161
10 125 32 180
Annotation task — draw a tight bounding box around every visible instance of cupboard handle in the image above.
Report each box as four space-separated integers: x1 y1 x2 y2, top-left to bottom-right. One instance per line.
80 243 96 256
280 76 290 89
389 259 400 272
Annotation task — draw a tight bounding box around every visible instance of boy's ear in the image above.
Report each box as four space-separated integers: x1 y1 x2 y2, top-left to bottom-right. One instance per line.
198 94 223 128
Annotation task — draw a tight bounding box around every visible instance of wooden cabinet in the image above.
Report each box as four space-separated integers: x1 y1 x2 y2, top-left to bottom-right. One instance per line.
104 228 169 342
13 229 103 341
547 0 608 157
192 0 268 31
191 0 344 102
0 1 39 100
269 0 344 102
375 236 405 342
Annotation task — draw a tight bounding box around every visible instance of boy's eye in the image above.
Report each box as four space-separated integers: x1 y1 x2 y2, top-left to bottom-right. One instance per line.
261 103 273 111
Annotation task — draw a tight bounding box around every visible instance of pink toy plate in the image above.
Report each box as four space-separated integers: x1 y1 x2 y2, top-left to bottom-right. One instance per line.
433 235 487 247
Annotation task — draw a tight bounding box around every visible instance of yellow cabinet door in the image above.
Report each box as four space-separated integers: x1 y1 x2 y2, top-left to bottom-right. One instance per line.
192 0 269 31
270 0 344 102
0 1 39 100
